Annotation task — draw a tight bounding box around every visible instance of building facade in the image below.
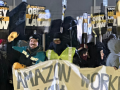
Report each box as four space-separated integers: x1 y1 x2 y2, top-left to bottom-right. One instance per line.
6 0 116 20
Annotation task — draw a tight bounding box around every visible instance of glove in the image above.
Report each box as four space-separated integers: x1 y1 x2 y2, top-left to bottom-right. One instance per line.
8 31 19 42
13 62 26 69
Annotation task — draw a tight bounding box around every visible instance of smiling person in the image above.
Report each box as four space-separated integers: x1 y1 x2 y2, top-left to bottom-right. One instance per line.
8 33 45 69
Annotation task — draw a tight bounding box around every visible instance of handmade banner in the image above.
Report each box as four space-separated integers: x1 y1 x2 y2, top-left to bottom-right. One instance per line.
25 5 51 34
13 60 120 90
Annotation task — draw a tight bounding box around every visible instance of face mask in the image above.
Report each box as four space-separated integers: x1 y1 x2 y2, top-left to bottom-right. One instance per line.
80 55 87 60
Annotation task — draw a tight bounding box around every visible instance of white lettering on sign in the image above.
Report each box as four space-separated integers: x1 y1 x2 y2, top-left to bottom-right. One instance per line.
92 22 106 29
92 16 104 21
33 8 37 15
28 8 33 15
28 8 39 15
97 22 106 27
92 15 106 28
0 21 9 29
0 9 7 17
26 18 50 27
31 19 37 26
26 18 30 26
0 8 9 30
3 9 7 17
26 6 51 28
108 8 115 10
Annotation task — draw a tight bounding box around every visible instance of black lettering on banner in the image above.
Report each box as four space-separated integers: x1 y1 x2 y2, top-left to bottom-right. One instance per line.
54 63 62 80
109 75 118 90
91 73 100 90
42 65 53 83
59 64 71 82
56 84 65 90
24 71 36 88
60 85 65 90
44 84 65 90
35 69 46 85
118 77 120 90
101 73 109 90
17 72 26 89
80 73 90 88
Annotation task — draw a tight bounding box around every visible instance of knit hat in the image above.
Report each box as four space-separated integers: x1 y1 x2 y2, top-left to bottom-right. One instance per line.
53 33 62 41
29 34 41 44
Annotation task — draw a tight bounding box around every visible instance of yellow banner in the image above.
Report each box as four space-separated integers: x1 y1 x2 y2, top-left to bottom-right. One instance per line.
13 60 120 90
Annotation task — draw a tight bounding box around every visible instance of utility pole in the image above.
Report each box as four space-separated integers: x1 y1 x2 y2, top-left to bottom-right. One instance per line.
93 0 96 13
13 0 15 8
92 0 97 45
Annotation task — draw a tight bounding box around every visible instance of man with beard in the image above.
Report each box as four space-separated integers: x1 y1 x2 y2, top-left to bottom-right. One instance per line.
8 34 46 69
48 33 68 56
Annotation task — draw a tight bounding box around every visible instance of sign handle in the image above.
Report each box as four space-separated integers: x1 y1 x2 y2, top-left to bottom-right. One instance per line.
42 34 45 51
99 14 102 43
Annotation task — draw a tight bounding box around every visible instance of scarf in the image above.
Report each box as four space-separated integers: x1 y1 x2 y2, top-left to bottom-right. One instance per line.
27 46 40 56
80 55 87 61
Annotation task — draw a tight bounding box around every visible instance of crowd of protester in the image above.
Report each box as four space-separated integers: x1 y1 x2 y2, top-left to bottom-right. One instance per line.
0 16 117 90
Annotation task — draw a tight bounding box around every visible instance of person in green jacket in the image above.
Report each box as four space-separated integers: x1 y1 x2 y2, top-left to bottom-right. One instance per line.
8 32 45 69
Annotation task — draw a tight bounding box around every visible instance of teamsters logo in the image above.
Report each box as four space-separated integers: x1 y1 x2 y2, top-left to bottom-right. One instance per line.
0 6 9 30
